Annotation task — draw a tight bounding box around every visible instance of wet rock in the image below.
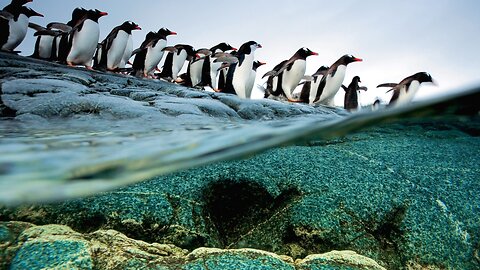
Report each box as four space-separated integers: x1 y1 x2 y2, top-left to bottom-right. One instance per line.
1 222 383 270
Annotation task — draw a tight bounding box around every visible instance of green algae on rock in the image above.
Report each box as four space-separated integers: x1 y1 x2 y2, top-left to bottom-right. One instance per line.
0 222 385 270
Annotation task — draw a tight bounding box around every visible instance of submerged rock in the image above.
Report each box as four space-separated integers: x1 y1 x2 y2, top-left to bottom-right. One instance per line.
0 222 384 270
2 116 479 269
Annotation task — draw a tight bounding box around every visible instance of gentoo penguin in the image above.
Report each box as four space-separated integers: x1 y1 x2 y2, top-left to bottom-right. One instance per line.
269 48 318 101
312 54 363 105
200 42 237 89
224 41 262 98
158 44 196 81
298 65 329 103
29 22 71 60
57 7 88 63
342 76 367 111
66 9 108 69
94 21 141 71
377 72 434 107
0 4 43 52
131 27 177 78
243 60 266 99
187 48 211 87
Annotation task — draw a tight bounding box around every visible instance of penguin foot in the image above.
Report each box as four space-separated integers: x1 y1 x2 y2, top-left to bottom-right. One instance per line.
85 66 94 71
213 88 222 93
66 61 76 67
287 98 302 103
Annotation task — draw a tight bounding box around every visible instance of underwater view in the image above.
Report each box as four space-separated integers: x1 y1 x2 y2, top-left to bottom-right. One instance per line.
1 0 480 269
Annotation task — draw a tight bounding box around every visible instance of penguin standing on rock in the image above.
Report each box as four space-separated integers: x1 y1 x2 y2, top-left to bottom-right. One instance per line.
1 0 43 52
131 28 177 78
298 65 329 104
269 47 318 101
224 41 262 98
312 54 363 105
94 21 141 71
200 42 237 89
158 44 196 81
377 72 435 107
66 9 108 69
29 22 72 60
242 60 266 99
187 48 210 87
342 76 367 111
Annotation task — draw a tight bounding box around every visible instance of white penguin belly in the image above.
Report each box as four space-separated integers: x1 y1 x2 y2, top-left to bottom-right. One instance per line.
3 15 29 51
106 31 129 70
318 65 347 105
209 61 223 89
119 36 133 68
172 50 188 79
245 70 256 99
38 35 54 59
282 60 306 99
190 59 204 87
144 39 166 75
309 75 324 104
67 20 100 66
233 54 255 98
396 81 420 106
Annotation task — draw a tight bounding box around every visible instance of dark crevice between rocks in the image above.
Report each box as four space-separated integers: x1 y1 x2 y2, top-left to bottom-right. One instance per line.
0 84 16 117
202 179 301 248
348 203 409 269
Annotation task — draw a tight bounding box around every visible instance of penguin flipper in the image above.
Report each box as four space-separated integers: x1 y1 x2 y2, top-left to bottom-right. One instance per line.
341 85 348 91
377 83 398 88
262 70 277 79
358 86 368 91
0 10 13 20
47 22 72 32
28 22 46 32
313 76 327 103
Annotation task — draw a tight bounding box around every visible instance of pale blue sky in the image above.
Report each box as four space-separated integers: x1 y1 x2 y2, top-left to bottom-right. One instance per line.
14 0 480 104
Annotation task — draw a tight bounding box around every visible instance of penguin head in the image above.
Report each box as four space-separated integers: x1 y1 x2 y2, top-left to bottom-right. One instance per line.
120 21 142 33
238 41 262 54
414 72 435 84
297 47 318 58
157 27 177 37
87 9 108 21
12 0 33 6
253 60 266 71
341 54 363 65
176 44 196 56
313 65 329 76
211 42 237 53
21 7 43 18
353 75 361 83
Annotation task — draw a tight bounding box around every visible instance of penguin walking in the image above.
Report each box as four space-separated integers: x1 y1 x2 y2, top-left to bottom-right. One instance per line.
200 42 237 89
342 76 367 111
131 28 177 78
158 44 196 81
377 72 435 107
29 22 71 60
224 41 262 98
94 21 141 71
1 1 43 52
311 54 363 106
270 48 318 101
66 9 108 69
298 65 329 103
